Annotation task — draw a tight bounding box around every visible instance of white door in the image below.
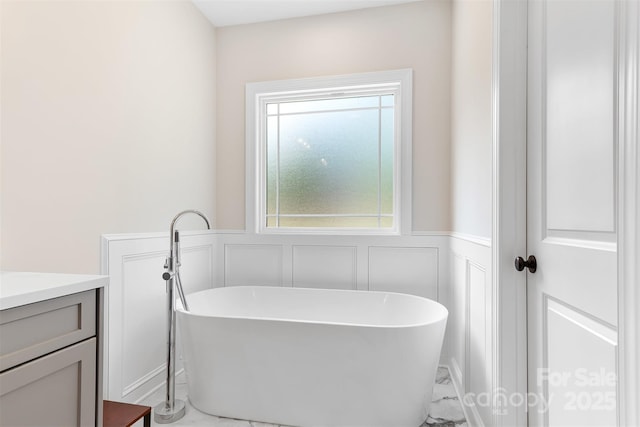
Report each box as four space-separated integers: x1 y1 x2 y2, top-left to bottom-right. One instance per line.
527 0 619 425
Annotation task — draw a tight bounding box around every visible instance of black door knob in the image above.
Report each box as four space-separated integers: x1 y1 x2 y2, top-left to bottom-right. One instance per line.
515 255 537 273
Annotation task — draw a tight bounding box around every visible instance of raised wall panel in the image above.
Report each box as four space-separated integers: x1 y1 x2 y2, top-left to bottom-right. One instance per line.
368 247 438 299
124 243 211 401
225 244 283 286
467 262 490 424
178 246 215 294
292 246 357 290
450 252 467 384
448 235 492 427
121 251 172 399
544 297 617 426
545 0 616 234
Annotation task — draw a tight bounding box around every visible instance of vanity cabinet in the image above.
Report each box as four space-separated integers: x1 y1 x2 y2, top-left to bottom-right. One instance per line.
0 277 105 427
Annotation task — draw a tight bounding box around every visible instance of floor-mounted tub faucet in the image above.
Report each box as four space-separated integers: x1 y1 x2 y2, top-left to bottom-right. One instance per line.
155 209 211 424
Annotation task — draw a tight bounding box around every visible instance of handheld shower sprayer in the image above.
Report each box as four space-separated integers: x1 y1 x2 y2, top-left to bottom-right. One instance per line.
155 209 211 424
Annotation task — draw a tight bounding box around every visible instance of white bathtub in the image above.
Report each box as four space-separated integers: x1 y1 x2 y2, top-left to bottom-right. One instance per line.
177 286 448 427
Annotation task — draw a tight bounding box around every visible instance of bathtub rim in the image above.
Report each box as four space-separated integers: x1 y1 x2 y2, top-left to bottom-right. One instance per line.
177 285 448 330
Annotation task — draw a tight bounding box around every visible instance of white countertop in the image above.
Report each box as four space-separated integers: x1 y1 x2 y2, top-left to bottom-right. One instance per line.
0 271 108 310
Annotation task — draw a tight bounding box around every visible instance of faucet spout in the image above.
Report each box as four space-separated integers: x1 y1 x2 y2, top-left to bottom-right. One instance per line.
170 209 211 235
169 209 211 258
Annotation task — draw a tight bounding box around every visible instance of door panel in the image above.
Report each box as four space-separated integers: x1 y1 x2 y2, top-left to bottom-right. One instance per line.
544 0 616 234
544 298 617 426
527 0 618 425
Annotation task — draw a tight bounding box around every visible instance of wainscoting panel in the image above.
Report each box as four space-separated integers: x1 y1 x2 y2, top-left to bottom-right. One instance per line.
292 245 357 290
449 252 467 385
368 246 438 299
214 233 449 298
467 261 491 425
447 234 492 427
225 244 283 286
101 232 216 403
120 250 168 399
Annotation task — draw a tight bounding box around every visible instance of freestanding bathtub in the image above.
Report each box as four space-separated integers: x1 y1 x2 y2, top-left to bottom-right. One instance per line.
177 286 448 427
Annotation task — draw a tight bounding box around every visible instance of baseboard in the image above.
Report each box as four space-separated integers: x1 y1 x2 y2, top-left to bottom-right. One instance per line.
448 359 485 427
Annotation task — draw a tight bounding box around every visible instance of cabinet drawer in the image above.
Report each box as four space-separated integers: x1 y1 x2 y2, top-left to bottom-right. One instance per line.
0 290 96 372
0 337 96 427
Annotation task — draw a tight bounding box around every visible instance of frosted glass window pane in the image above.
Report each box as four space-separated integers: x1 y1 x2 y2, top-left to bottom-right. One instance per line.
381 95 394 107
277 109 380 215
279 96 379 114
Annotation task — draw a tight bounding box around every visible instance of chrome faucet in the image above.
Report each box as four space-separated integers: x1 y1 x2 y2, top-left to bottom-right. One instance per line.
155 209 211 424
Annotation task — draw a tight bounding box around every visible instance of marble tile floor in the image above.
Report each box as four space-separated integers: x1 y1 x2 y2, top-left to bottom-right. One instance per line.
139 367 466 427
423 368 467 427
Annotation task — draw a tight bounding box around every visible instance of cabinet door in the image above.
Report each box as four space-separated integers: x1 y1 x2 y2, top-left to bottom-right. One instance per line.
0 338 96 427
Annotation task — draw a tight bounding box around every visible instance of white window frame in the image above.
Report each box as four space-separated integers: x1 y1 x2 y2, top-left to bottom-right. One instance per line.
245 69 412 235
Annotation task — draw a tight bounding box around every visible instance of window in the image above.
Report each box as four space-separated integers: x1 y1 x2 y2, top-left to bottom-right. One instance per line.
246 69 412 234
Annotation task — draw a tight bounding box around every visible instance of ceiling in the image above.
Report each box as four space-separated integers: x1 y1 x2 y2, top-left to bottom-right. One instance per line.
191 0 423 27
